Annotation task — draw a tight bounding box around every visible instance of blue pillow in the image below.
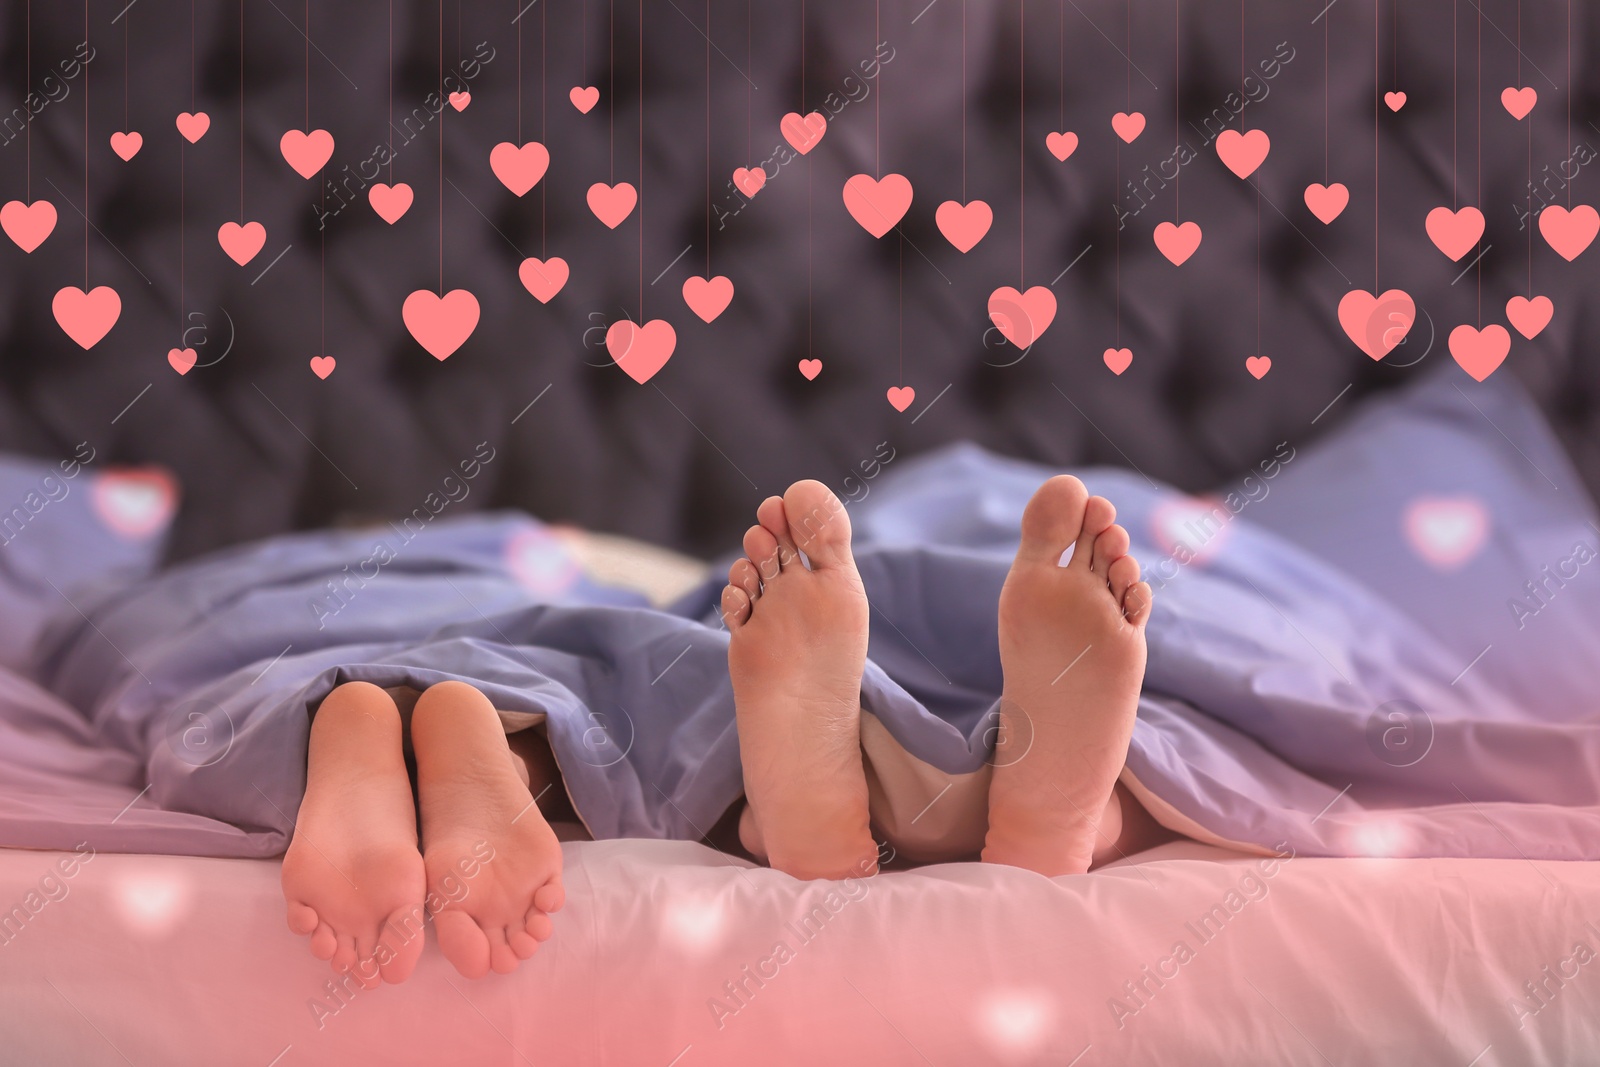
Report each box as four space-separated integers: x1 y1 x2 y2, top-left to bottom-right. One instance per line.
1246 366 1600 718
0 446 179 670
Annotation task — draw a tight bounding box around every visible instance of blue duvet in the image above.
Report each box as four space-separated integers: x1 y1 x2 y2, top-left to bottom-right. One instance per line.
4 367 1598 860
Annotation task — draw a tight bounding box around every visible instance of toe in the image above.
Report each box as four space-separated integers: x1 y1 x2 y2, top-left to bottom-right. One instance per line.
525 910 555 941
756 496 802 570
782 480 853 569
310 921 337 961
508 928 541 960
486 926 519 975
1016 475 1090 565
721 585 751 629
729 557 762 602
743 524 782 583
287 901 319 936
533 880 565 914
1108 555 1141 605
1091 523 1131 578
1123 581 1155 628
331 932 358 974
378 904 426 985
1071 497 1117 569
435 909 492 980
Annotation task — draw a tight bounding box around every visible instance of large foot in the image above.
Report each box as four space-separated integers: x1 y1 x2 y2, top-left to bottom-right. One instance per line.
411 681 566 979
281 681 428 988
721 480 879 881
982 477 1153 877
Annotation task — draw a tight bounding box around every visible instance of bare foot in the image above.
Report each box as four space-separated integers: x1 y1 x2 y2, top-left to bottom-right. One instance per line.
411 681 565 979
982 476 1153 877
281 681 428 988
721 480 879 881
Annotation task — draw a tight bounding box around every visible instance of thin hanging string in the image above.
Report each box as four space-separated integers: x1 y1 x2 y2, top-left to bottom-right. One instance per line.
1392 0 1397 88
1057 0 1064 134
638 0 644 317
516 0 522 143
745 0 751 163
1239 0 1245 133
1174 0 1180 221
439 0 444 293
875 0 881 178
1475 0 1481 325
1322 0 1327 184
1523 0 1531 297
962 0 967 203
124 4 129 135
705 0 710 277
388 0 394 183
1374 0 1379 288
541 0 547 257
609 0 614 183
1566 0 1572 208
1116 0 1126 347
304 0 309 131
85 0 91 287
1018 0 1024 287
240 0 246 222
314 0 324 352
25 0 30 202
1451 0 1456 209
805 0 812 359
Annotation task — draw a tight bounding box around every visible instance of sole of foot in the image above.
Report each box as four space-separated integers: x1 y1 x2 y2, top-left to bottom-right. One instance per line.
281 681 428 988
722 480 880 881
982 476 1153 877
412 681 565 979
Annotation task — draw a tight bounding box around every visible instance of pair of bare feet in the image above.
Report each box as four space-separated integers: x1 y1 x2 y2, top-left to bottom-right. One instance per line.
721 476 1153 880
280 680 565 987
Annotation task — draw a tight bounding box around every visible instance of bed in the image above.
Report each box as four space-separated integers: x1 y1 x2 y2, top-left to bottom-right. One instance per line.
5 840 1597 1066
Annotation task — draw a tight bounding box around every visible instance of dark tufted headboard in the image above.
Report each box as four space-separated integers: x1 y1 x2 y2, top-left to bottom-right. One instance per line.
1 0 1596 561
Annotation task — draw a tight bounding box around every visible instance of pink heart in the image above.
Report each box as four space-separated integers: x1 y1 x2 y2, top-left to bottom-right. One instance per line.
1304 182 1349 224
1505 294 1553 339
1153 220 1202 265
683 275 734 323
1215 128 1270 179
92 469 178 540
886 386 916 412
1045 131 1078 161
843 173 913 238
780 111 828 155
519 257 570 303
935 199 992 253
987 286 1058 349
448 91 471 112
1245 356 1272 379
110 131 143 161
369 182 413 223
798 359 822 380
1425 205 1485 261
402 288 480 361
1538 204 1599 261
1103 347 1132 375
167 347 197 375
1384 91 1406 112
216 220 266 265
732 167 766 198
490 141 549 197
1338 288 1415 360
605 319 676 383
569 86 599 113
309 355 337 379
175 111 210 142
587 182 638 228
280 128 334 179
0 199 57 253
1501 86 1537 120
52 285 121 349
1111 111 1145 143
1404 496 1488 570
1448 323 1510 382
